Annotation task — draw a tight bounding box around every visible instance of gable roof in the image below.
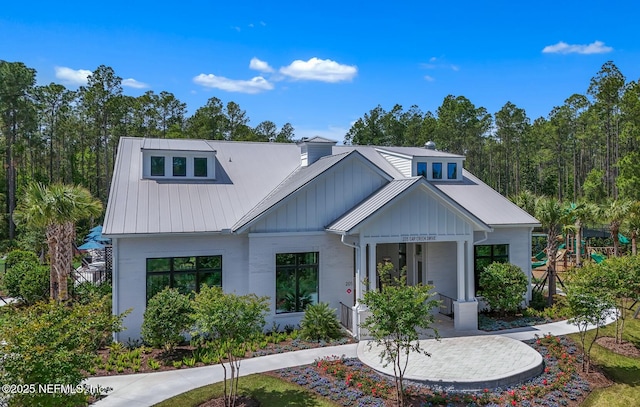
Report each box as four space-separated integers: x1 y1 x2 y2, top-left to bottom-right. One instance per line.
232 150 393 233
326 177 492 234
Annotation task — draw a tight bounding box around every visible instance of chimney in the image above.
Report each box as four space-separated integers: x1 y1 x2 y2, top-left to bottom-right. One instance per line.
299 136 337 166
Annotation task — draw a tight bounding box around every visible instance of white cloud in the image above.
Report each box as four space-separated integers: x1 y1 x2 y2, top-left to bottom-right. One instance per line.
424 75 435 82
422 58 459 72
193 73 274 94
54 66 91 86
249 57 274 73
122 78 149 89
280 57 357 82
542 40 613 55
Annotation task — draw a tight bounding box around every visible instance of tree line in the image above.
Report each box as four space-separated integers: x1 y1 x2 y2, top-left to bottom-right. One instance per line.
1 60 639 245
0 62 296 243
345 61 640 206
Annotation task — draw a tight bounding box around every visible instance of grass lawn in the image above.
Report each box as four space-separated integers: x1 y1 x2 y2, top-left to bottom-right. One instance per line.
153 373 340 407
568 308 640 406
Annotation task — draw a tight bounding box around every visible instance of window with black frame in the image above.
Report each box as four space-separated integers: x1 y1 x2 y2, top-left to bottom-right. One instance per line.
275 252 319 313
474 244 508 295
146 255 221 302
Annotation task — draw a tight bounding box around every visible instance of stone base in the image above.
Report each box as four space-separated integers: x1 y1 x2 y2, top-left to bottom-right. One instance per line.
454 300 478 330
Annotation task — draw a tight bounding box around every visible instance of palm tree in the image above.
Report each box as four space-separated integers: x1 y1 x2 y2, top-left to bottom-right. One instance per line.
570 202 600 267
534 196 572 305
625 201 640 256
604 199 632 256
15 183 102 301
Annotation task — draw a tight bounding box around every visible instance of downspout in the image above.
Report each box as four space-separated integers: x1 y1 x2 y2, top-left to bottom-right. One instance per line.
111 237 119 342
473 231 488 245
341 234 358 249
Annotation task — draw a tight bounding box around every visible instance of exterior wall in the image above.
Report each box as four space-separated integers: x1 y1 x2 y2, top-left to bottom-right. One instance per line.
474 226 533 303
361 187 472 238
247 232 354 329
113 234 249 342
424 241 458 299
251 158 388 233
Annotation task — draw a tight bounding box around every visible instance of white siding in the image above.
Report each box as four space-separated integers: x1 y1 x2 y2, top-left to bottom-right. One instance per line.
425 242 458 299
361 187 472 238
248 233 355 329
379 152 412 177
251 158 388 233
114 234 249 342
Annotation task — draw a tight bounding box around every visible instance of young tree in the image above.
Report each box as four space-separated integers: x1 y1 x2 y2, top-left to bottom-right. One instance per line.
14 183 102 301
360 263 439 407
565 263 615 372
598 256 640 343
191 286 269 407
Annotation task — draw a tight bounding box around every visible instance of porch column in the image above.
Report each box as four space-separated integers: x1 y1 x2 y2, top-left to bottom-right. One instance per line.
368 242 377 292
356 244 366 303
466 239 475 301
456 240 465 301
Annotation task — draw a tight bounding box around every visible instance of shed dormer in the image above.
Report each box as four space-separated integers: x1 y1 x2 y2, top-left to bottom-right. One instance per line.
299 136 337 166
376 143 465 182
141 139 216 180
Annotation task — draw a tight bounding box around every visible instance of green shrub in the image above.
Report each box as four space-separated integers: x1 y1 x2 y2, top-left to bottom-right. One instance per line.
141 287 193 351
478 262 528 316
0 297 125 407
299 302 343 341
74 281 112 304
0 250 48 304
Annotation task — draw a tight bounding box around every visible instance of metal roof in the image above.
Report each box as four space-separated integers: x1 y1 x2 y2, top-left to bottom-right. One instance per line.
104 138 539 236
103 138 302 235
326 177 493 233
326 178 422 233
232 151 353 232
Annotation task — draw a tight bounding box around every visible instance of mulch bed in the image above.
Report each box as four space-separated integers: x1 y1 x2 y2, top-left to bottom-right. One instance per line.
198 395 261 407
596 336 640 358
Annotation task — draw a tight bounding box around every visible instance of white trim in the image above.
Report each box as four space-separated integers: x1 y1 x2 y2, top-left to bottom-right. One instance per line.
248 231 326 238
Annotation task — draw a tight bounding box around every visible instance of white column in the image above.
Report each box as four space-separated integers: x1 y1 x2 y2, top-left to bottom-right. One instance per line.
456 240 465 301
466 239 475 301
356 244 366 303
368 243 377 292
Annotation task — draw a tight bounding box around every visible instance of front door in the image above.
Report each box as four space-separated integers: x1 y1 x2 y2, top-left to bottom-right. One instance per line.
415 243 424 285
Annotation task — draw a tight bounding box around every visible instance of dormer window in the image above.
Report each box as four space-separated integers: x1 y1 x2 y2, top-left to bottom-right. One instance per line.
447 163 457 179
194 157 208 177
432 163 443 179
173 157 187 176
142 149 216 180
151 156 165 176
417 162 427 177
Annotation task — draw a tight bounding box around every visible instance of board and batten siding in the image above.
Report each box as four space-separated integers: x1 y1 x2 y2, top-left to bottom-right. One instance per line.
113 234 249 342
360 187 473 238
378 152 412 177
247 233 355 329
250 157 388 233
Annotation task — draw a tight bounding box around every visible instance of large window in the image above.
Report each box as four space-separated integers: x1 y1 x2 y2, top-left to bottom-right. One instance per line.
276 252 319 313
150 156 165 176
146 255 222 302
474 244 509 295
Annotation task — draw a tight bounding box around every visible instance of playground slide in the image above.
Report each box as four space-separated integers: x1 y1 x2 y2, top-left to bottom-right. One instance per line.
591 252 606 264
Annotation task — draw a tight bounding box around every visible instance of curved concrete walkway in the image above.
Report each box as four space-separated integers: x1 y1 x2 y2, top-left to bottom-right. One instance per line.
86 316 616 407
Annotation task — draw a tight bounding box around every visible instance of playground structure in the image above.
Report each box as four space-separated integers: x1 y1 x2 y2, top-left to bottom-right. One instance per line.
530 232 629 294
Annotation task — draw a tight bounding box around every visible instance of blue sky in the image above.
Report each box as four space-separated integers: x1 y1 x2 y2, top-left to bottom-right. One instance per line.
2 1 639 141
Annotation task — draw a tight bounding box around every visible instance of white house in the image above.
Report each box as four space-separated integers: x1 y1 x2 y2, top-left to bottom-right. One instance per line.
103 136 540 342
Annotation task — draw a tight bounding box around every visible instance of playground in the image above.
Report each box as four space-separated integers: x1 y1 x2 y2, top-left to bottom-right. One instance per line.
531 231 630 286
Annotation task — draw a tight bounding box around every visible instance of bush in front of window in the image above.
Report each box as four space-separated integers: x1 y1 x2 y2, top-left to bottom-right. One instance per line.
478 262 528 316
141 287 193 352
299 302 343 341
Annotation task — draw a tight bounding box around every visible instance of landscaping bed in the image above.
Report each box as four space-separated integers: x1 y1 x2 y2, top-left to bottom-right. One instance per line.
272 334 611 407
